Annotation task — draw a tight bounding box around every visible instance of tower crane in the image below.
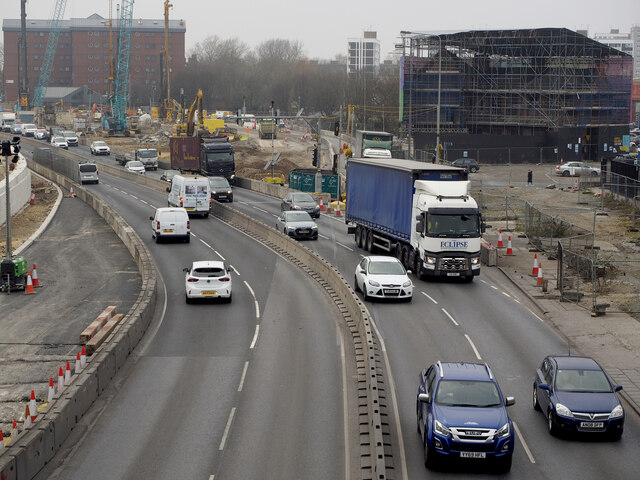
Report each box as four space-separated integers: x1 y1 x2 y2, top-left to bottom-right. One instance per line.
33 0 68 109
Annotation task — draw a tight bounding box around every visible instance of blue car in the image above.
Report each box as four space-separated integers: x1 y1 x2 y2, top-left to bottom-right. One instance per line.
533 355 624 440
417 362 515 472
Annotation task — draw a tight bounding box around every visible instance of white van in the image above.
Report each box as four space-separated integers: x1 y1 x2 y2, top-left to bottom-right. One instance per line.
167 174 211 217
150 207 190 243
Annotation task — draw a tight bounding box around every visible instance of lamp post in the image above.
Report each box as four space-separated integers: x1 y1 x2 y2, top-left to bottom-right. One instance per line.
434 34 442 164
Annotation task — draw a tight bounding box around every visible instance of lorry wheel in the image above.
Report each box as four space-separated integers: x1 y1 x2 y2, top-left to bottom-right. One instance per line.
402 246 411 269
355 227 362 248
366 230 375 253
463 275 474 283
395 244 403 262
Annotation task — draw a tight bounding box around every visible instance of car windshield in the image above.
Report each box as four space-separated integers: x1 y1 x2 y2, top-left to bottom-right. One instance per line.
93 142 107 147
368 260 405 276
292 193 314 202
285 212 313 222
435 380 502 407
23 124 36 129
63 132 76 137
427 213 480 236
138 149 157 158
53 137 66 142
128 161 143 168
555 369 612 393
193 267 226 278
209 178 230 188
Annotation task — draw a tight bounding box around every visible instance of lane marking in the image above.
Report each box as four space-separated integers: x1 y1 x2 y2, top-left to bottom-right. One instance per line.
465 334 482 360
480 279 487 284
140 199 148 205
253 206 268 213
421 291 438 304
502 291 511 298
491 285 499 290
238 201 248 205
230 265 240 276
513 421 536 464
441 308 459 326
336 241 353 251
130 195 139 200
218 407 236 451
244 281 260 318
249 324 260 349
339 326 351 479
238 361 249 392
209 476 215 480
319 234 329 239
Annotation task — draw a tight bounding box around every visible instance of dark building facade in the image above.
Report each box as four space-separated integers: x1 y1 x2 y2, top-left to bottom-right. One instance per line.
400 28 634 163
3 13 185 105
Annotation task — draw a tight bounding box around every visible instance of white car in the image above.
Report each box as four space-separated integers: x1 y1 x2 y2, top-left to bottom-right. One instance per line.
34 128 50 140
90 140 111 155
184 260 233 303
354 256 413 302
125 160 146 174
50 136 68 149
21 124 38 136
555 161 600 177
63 130 79 146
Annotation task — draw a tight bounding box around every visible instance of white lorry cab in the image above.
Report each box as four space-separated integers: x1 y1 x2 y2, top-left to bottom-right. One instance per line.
167 174 211 217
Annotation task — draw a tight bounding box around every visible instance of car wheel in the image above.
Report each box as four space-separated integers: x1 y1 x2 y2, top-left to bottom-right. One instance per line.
154 235 160 244
354 275 360 292
362 287 369 302
423 433 438 470
470 166 478 173
354 227 362 248
463 275 474 283
591 171 599 176
185 294 192 304
402 245 411 269
226 293 233 304
548 409 559 436
495 454 512 473
609 430 623 441
357 227 365 249
533 385 541 411
185 236 190 243
404 295 413 303
562 170 570 177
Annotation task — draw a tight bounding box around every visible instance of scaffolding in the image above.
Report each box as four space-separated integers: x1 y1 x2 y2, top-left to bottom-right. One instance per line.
401 29 633 136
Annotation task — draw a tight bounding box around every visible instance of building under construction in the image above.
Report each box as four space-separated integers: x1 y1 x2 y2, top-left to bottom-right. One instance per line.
400 28 634 163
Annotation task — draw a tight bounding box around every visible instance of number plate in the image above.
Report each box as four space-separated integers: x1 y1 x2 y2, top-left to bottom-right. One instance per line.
298 229 309 234
460 452 486 459
446 272 460 276
162 229 174 233
201 291 217 296
185 207 195 211
580 421 604 429
383 289 399 294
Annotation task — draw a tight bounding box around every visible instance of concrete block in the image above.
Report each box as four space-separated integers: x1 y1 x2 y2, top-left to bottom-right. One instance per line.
111 331 131 371
94 350 117 394
0 454 17 480
49 397 76 450
63 370 99 425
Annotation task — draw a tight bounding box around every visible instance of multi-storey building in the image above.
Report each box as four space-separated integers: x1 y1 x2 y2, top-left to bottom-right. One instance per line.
2 13 185 105
593 27 640 81
347 31 380 75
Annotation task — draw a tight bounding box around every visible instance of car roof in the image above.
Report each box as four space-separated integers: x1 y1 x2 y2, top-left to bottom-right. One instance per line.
437 362 495 381
549 355 602 370
365 255 402 263
191 260 225 270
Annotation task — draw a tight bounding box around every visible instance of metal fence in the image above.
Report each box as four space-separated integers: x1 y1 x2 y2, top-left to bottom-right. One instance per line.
32 146 80 183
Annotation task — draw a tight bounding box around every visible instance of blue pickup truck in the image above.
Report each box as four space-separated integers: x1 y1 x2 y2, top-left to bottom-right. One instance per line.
416 362 515 472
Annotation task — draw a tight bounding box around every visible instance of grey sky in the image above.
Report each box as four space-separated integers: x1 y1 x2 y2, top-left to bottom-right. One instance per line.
2 0 639 59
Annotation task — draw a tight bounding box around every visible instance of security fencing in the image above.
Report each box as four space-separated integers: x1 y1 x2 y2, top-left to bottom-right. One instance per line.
32 145 81 184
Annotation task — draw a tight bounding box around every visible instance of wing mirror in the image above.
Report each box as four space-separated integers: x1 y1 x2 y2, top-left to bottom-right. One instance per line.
182 267 190 273
149 216 154 221
418 392 431 404
614 385 623 392
415 215 424 235
505 396 515 407
166 187 171 193
538 383 550 391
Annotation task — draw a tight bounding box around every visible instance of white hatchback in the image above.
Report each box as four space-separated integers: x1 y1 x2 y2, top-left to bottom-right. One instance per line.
125 160 146 174
184 261 233 303
354 256 413 302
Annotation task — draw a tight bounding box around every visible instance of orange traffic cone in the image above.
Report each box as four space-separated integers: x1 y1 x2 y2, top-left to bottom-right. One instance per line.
69 185 75 197
319 197 324 211
31 264 40 287
506 236 513 255
75 352 82 373
80 346 87 368
48 377 55 403
11 418 18 441
537 262 544 287
23 405 32 429
335 201 341 216
30 191 35 205
29 391 37 422
0 429 4 450
25 270 35 294
64 361 71 385
531 254 539 276
57 366 64 392
497 229 504 248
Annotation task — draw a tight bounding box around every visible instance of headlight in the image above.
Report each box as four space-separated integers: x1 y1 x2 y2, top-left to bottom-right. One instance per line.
368 279 380 287
434 420 451 437
425 256 436 265
496 422 510 438
293 205 301 210
403 280 412 287
555 403 573 418
311 225 318 229
471 256 480 265
212 190 217 195
610 404 624 419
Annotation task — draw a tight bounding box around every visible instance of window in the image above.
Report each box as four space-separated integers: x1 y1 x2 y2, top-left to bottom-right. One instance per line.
135 55 140 60
88 31 93 36
135 32 141 37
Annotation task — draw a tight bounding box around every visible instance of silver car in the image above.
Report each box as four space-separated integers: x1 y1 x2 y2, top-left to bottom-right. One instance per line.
276 211 318 240
555 161 600 177
51 136 68 149
280 192 320 218
125 160 146 174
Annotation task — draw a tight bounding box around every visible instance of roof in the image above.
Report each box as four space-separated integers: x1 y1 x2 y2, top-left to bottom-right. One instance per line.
3 15 185 32
192 261 225 269
439 362 494 381
551 355 602 370
350 157 465 174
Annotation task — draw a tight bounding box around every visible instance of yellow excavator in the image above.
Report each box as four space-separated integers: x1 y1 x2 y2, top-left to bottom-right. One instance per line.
174 89 207 136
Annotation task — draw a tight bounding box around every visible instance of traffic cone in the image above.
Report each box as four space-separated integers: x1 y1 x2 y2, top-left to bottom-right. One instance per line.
30 191 35 205
531 254 539 277
80 346 86 368
0 429 4 450
23 405 32 429
506 236 513 255
11 418 17 440
57 366 64 392
75 352 82 373
48 377 55 402
319 197 324 211
537 262 544 287
64 361 71 385
32 264 40 287
497 229 504 248
29 390 37 422
335 201 341 216
25 270 35 294
69 185 75 197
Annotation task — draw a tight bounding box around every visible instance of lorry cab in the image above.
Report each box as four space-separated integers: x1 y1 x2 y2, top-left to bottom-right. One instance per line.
167 174 211 218
199 137 236 183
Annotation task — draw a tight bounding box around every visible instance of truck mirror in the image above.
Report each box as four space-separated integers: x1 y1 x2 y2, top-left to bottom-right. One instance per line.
481 220 486 233
166 187 171 193
415 215 424 235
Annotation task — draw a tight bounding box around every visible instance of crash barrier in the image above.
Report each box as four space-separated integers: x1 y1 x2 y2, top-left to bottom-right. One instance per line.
0 154 157 480
0 157 31 227
480 240 497 267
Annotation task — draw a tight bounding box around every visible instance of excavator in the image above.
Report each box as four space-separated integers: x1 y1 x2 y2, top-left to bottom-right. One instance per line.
175 89 207 137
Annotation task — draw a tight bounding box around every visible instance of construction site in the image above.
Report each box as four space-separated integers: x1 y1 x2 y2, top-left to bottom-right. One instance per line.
400 28 634 163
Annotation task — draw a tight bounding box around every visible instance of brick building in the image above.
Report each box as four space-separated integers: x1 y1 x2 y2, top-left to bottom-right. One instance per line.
2 13 185 105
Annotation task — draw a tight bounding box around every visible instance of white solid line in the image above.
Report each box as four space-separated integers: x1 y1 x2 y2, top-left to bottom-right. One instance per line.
249 324 260 349
319 234 329 239
513 421 536 464
218 407 236 451
339 326 350 479
336 241 353 251
253 206 268 213
421 291 438 304
441 308 459 326
244 281 260 318
214 250 226 261
238 361 249 392
209 475 215 480
465 334 482 360
502 291 511 298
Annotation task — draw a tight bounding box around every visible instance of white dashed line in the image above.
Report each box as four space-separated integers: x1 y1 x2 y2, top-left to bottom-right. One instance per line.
238 361 249 392
491 285 499 290
130 195 138 200
513 421 536 464
441 308 459 326
480 279 487 284
140 200 148 205
249 324 260 349
501 291 511 298
230 265 240 276
253 206 268 213
218 408 236 451
336 241 353 251
465 334 482 360
244 281 260 318
421 291 438 304
319 234 329 239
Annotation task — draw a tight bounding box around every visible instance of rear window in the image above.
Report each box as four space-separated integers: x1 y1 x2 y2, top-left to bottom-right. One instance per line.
193 267 226 277
79 164 97 172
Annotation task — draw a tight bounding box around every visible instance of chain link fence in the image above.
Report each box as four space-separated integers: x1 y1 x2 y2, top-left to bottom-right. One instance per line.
32 146 80 184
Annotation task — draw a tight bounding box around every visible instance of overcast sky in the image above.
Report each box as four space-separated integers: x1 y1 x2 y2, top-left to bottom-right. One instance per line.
2 0 639 59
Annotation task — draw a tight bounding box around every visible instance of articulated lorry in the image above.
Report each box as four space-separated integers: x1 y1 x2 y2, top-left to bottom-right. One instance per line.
354 130 393 158
346 158 485 282
115 148 159 170
170 136 236 183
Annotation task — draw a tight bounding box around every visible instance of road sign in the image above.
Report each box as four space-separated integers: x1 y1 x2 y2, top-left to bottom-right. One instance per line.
463 151 468 157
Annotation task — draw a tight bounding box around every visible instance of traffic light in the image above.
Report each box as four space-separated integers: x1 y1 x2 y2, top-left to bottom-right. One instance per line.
312 145 318 166
1 137 20 163
334 121 339 136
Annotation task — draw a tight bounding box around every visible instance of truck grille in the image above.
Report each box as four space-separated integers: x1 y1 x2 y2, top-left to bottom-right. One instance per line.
438 257 468 271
